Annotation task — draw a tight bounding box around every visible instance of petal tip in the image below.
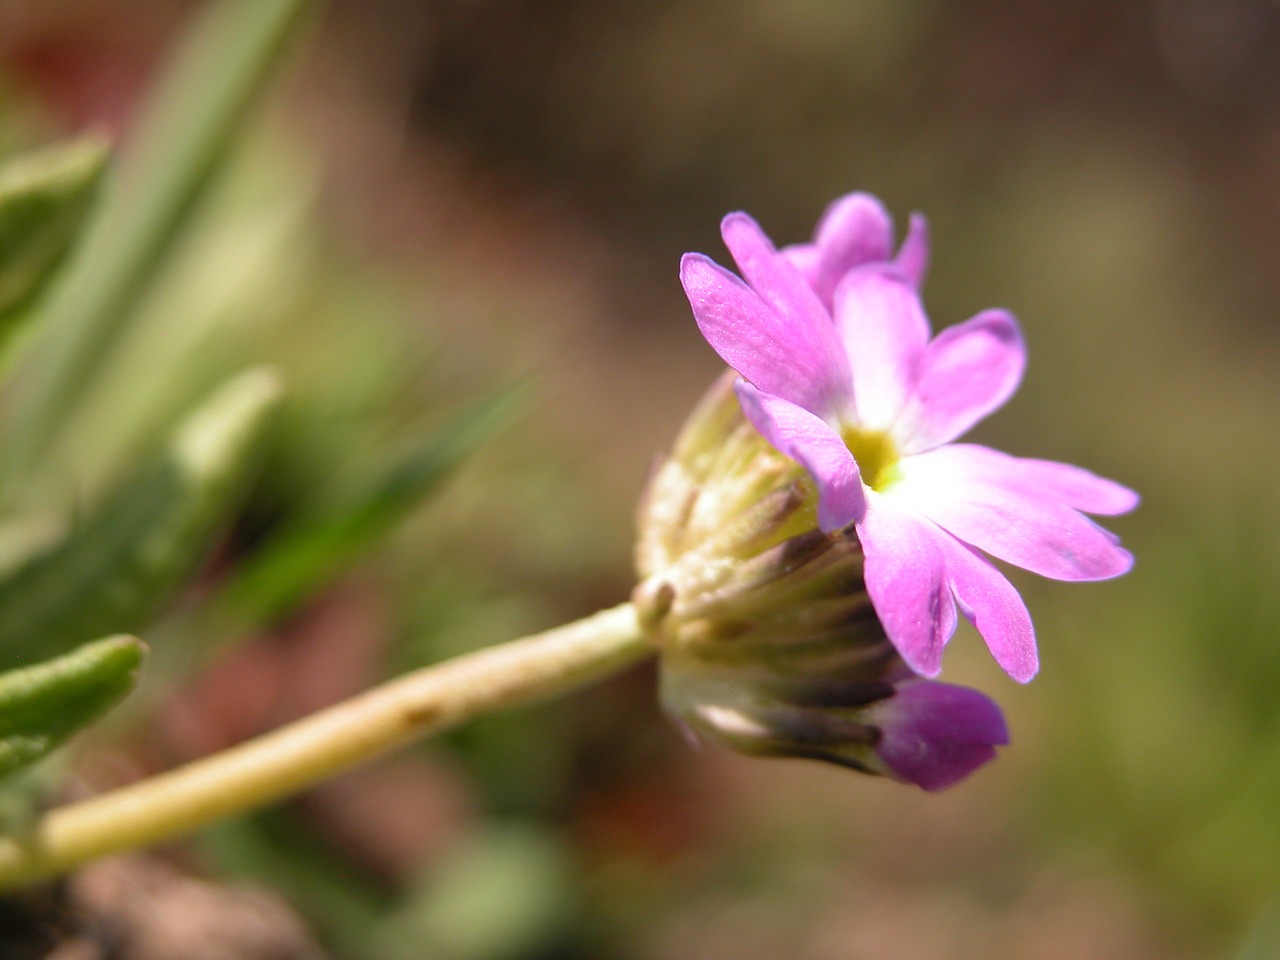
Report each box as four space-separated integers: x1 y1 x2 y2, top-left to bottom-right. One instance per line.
678 251 714 280
1008 657 1039 684
819 191 891 227
1108 549 1136 578
894 637 945 679
720 210 762 242
1111 488 1141 515
1075 543 1135 581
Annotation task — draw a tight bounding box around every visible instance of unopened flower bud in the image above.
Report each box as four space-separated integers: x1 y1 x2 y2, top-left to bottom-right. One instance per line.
635 374 1008 790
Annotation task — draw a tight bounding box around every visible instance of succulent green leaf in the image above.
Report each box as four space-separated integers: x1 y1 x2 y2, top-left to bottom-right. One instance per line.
220 382 525 623
0 369 284 665
0 635 145 782
0 136 110 340
4 0 319 479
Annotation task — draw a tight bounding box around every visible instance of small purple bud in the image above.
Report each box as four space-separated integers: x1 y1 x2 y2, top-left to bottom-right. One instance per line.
867 680 1009 791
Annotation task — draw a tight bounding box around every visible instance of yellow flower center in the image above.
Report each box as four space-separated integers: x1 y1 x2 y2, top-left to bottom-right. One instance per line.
841 425 902 492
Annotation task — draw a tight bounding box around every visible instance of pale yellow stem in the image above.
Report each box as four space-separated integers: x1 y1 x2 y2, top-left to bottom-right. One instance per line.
0 603 650 889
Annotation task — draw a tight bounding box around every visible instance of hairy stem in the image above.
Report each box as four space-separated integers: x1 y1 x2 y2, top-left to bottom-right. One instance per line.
0 603 650 889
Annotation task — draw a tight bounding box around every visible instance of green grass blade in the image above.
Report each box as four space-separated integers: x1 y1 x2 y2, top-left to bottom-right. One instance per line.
4 0 319 479
0 369 284 666
221 382 525 623
0 635 145 782
0 136 109 343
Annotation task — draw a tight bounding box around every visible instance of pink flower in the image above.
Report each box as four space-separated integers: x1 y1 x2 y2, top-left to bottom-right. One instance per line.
679 193 1137 682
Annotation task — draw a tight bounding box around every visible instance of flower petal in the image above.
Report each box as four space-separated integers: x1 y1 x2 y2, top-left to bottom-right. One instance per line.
908 443 1138 515
779 193 894 309
989 454 1139 515
896 309 1025 453
735 381 865 531
720 214 849 366
935 532 1038 682
869 679 1009 791
780 242 821 290
894 212 930 288
681 252 851 416
855 492 956 676
899 444 1135 581
833 266 931 430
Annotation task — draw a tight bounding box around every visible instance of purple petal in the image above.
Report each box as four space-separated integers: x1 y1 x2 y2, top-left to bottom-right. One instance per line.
855 493 956 676
987 453 1139 515
896 309 1026 453
912 444 1138 515
899 444 1135 581
736 381 865 531
894 213 930 288
833 266 931 430
721 212 842 336
779 193 894 309
869 680 1009 791
681 252 852 416
935 532 1038 682
781 243 821 290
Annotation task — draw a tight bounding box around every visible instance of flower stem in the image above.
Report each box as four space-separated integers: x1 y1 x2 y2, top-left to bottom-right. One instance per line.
0 602 650 890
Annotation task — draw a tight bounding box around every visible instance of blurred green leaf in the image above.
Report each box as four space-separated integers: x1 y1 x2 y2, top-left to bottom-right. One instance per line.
0 761 60 835
1234 897 1280 960
0 635 144 782
43 137 318 488
219 382 525 623
0 368 283 666
3 0 319 480
200 812 392 952
203 815 576 960
0 136 109 344
384 822 577 960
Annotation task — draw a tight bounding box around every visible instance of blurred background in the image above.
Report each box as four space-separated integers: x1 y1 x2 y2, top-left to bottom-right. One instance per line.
1 1 1279 957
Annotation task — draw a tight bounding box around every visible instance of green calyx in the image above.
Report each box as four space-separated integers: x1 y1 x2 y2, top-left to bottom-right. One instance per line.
634 372 909 780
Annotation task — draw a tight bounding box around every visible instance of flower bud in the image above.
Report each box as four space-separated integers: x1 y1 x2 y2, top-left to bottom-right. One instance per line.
635 374 1008 790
